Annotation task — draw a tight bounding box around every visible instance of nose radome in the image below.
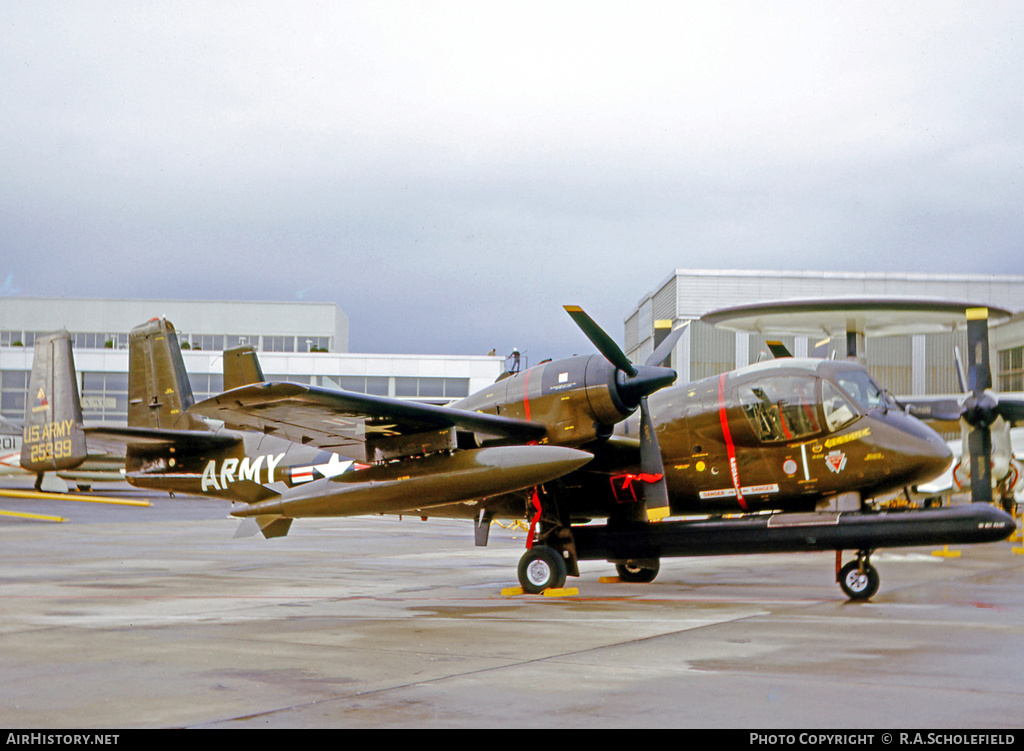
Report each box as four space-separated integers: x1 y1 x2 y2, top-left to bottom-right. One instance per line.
908 421 954 487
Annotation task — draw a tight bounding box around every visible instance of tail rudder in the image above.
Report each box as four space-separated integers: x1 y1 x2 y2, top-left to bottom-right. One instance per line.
128 318 206 430
20 331 88 473
223 346 265 391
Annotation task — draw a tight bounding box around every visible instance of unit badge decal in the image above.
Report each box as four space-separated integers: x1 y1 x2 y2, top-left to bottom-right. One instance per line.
824 449 847 474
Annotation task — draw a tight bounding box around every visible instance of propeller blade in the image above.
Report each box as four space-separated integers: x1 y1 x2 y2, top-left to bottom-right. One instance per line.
966 307 992 396
638 397 670 521
967 425 993 504
993 394 1024 425
953 346 967 395
765 341 793 358
564 305 637 377
645 321 690 368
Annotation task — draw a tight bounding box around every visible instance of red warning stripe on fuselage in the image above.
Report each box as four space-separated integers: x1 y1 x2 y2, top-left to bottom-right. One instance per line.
718 373 748 510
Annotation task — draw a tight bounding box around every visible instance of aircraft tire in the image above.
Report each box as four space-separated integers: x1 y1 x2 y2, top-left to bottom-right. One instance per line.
838 560 880 601
615 559 660 583
518 545 568 594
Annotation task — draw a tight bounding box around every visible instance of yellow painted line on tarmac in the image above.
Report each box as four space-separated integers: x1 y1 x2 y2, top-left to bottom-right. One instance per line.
0 488 150 507
0 509 66 523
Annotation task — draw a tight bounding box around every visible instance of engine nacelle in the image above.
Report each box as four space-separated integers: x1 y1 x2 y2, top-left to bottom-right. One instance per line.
454 355 674 447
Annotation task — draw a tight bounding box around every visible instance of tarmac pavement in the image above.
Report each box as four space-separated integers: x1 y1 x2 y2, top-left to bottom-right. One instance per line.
1 483 1022 729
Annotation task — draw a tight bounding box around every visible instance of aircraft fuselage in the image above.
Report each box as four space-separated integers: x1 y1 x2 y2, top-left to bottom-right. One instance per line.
456 356 953 519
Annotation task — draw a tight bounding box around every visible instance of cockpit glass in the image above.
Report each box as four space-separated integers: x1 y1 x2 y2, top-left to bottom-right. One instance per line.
740 375 821 442
835 370 887 411
822 381 858 431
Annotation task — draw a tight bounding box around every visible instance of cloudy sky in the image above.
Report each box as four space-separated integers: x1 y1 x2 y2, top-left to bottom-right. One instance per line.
2 2 1022 361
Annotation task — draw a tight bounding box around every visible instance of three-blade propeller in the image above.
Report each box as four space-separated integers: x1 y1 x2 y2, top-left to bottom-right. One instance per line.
909 308 1024 504
564 306 687 522
960 308 1024 504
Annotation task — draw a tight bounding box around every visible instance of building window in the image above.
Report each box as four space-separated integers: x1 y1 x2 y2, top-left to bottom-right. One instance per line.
395 377 469 400
81 371 130 422
999 346 1024 392
225 335 260 351
301 336 330 352
188 373 225 401
263 336 296 353
0 370 30 419
189 334 226 352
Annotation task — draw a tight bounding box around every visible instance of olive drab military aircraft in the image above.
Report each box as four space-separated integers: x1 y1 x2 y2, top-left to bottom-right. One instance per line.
27 311 1015 601
22 320 592 538
701 298 1024 513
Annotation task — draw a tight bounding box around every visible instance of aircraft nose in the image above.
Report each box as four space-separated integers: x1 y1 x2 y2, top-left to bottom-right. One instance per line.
920 430 954 481
899 412 954 485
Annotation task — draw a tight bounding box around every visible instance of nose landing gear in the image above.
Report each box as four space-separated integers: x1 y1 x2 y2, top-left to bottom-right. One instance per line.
838 550 879 601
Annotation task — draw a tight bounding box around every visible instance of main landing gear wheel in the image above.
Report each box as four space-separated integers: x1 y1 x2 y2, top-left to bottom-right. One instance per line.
615 559 660 583
518 545 568 594
838 559 880 601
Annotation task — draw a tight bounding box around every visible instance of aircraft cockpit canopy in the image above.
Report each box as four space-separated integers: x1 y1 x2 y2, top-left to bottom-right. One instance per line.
832 368 894 413
739 373 861 443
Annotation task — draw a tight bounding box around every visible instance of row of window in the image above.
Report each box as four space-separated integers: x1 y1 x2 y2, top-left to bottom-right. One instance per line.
0 371 470 422
0 331 332 353
999 346 1024 392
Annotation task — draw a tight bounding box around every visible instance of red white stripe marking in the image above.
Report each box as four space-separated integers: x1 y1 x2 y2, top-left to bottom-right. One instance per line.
718 373 748 510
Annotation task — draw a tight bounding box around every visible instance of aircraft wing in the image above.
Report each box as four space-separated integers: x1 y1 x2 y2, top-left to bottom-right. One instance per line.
897 395 965 424
899 393 1024 427
189 382 549 461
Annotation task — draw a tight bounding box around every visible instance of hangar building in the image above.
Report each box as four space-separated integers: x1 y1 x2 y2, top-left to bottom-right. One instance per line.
0 298 504 424
625 270 1024 397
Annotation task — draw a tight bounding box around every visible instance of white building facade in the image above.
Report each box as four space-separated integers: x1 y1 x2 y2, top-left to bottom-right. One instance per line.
0 298 503 423
625 269 1024 396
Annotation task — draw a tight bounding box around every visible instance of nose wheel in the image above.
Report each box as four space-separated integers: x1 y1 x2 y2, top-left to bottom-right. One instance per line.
518 545 568 594
838 551 879 601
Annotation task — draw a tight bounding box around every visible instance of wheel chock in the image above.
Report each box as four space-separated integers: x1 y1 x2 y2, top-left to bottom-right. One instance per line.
932 545 961 558
598 576 621 583
542 587 579 597
500 586 579 597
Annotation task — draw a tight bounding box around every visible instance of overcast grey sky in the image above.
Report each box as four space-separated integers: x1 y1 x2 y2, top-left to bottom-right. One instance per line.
2 2 1022 361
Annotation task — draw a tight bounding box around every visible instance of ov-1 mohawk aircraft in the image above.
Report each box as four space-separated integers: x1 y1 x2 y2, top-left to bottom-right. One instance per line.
25 311 1015 600
702 298 1024 512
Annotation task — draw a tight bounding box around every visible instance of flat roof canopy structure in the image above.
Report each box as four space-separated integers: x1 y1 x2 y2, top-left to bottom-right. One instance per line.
700 297 1012 361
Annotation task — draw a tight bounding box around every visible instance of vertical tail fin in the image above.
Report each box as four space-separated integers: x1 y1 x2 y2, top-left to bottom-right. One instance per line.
128 318 206 431
21 331 88 473
223 346 265 391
